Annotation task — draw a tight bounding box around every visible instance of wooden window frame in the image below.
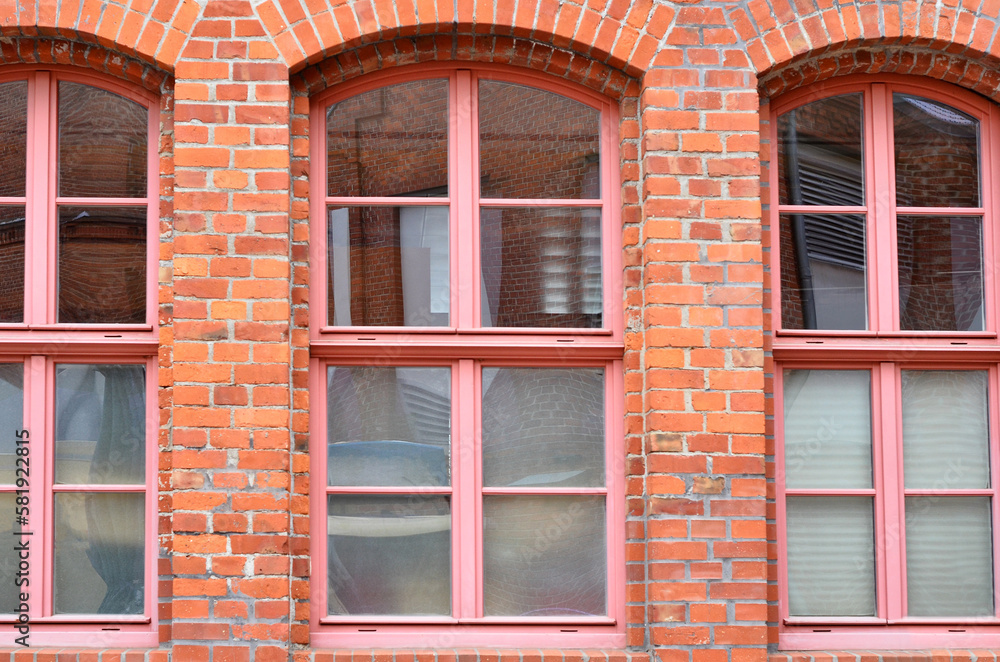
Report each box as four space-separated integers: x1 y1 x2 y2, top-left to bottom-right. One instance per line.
0 67 159 647
772 74 1000 649
307 63 625 648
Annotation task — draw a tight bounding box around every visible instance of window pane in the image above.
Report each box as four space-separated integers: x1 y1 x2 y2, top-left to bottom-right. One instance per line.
327 495 450 616
328 206 449 327
906 496 993 617
0 81 27 197
327 366 450 487
54 492 144 614
0 206 25 323
483 495 605 616
481 207 601 328
482 367 604 488
55 364 146 485
59 82 147 199
0 494 18 613
779 213 866 330
479 81 600 199
894 94 980 208
0 364 23 484
778 94 864 207
59 206 146 324
903 370 989 489
783 370 872 489
786 496 876 617
897 215 983 331
327 79 448 198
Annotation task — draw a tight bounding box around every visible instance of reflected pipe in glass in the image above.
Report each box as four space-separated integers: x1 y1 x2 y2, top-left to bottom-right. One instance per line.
784 111 818 329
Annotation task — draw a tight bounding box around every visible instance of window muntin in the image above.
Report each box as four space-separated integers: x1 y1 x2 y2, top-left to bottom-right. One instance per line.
310 66 623 647
774 78 1000 650
0 70 157 646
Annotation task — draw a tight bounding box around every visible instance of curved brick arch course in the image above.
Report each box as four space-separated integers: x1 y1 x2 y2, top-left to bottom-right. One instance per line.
737 0 1000 101
0 0 201 72
252 0 670 79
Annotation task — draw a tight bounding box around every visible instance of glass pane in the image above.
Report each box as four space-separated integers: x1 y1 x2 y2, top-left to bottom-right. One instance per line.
483 495 605 616
898 215 983 331
59 206 146 324
327 495 450 616
327 79 448 198
779 213 866 330
54 492 144 614
479 81 600 199
482 367 604 488
327 206 449 327
481 207 601 328
327 366 450 487
0 494 18 613
786 496 876 616
0 206 25 323
0 364 23 484
903 371 989 489
55 364 146 485
894 94 980 208
783 370 872 489
906 496 993 616
59 82 147 198
0 81 27 197
778 94 864 207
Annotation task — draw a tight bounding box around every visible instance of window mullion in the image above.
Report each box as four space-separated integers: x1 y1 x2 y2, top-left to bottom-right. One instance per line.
453 358 478 618
869 83 897 332
25 72 52 326
990 364 1000 618
454 70 477 329
876 361 904 621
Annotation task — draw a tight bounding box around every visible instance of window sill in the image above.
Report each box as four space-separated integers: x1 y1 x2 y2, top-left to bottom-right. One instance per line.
308 649 647 662
774 651 1000 662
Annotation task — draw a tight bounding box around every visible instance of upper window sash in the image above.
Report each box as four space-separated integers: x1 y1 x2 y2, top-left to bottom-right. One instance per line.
309 67 622 341
0 70 158 336
770 77 998 340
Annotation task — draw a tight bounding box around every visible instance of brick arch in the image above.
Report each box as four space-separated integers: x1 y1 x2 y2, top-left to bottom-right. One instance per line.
0 37 168 92
292 33 640 101
258 0 665 79
757 44 1000 106
738 0 1000 103
0 0 198 72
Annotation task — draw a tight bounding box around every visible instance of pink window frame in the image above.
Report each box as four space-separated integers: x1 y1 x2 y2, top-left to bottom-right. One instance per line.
0 67 159 646
771 75 1000 649
307 63 625 648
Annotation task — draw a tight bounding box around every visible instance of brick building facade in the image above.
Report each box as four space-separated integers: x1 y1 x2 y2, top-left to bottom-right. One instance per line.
0 0 997 661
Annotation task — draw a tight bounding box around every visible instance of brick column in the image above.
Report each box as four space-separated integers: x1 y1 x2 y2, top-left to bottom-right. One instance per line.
169 1 293 659
639 4 768 661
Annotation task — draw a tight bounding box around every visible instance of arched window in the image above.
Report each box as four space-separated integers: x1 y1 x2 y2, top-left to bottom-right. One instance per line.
0 69 159 646
308 65 624 647
772 76 1000 649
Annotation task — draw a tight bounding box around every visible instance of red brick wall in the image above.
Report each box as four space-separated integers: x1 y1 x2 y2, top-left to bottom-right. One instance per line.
6 1 1000 662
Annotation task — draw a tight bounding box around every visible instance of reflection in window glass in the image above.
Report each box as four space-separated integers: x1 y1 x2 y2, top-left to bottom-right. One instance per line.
483 495 605 616
0 363 23 484
778 94 864 207
326 366 450 487
779 213 867 330
58 206 146 324
0 206 25 323
0 81 27 197
894 94 980 208
328 206 449 327
897 215 983 331
59 82 147 199
481 207 601 328
482 367 604 488
327 79 449 198
479 81 600 199
54 492 144 614
328 495 450 615
55 364 146 485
